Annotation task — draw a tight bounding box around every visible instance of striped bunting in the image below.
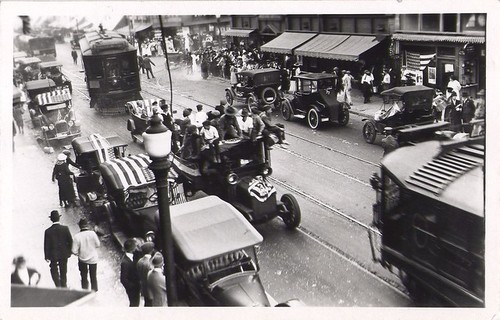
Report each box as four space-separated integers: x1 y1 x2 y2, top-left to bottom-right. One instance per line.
89 134 112 163
406 51 436 71
35 88 71 106
103 154 153 190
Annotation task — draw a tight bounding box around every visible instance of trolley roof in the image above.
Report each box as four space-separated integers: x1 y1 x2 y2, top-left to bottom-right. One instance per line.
382 138 484 217
80 30 136 56
171 196 263 262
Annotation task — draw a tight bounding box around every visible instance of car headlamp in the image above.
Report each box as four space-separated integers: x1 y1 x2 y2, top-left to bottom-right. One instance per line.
48 124 55 130
262 166 273 176
227 173 239 185
68 120 75 127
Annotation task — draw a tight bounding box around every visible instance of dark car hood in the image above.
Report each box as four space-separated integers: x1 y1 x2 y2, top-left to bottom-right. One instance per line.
318 90 340 107
211 274 271 306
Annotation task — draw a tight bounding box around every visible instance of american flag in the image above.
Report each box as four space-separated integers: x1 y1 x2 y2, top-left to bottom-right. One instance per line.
406 51 436 71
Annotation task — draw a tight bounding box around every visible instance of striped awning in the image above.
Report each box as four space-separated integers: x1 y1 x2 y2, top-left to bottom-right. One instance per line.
35 88 71 106
261 32 317 55
295 34 349 59
100 154 154 191
392 33 485 44
222 28 257 38
295 34 382 61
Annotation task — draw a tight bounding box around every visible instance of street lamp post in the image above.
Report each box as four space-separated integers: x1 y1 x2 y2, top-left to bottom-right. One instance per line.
142 113 178 306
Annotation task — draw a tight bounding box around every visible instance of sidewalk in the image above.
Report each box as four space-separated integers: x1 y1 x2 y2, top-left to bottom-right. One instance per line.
147 55 382 119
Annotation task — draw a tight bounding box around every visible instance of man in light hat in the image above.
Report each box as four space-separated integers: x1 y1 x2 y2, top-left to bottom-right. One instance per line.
147 252 168 306
120 238 141 306
72 218 100 291
218 105 241 140
44 210 73 288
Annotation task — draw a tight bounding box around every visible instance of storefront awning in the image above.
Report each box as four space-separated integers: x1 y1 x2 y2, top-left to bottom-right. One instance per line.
261 32 317 55
222 28 257 38
133 23 152 33
393 33 485 44
295 34 349 59
295 34 382 61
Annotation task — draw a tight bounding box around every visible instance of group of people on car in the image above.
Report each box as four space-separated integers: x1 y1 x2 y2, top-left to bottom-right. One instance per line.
171 101 288 174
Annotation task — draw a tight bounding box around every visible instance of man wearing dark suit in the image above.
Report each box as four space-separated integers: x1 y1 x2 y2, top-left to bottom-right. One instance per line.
120 238 141 307
147 252 168 306
44 210 73 288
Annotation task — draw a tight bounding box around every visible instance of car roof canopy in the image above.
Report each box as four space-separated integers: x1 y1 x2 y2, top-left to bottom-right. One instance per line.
380 85 434 97
39 61 63 69
99 153 156 191
16 57 42 65
72 135 128 154
34 88 71 106
171 196 263 262
25 79 56 91
296 72 335 81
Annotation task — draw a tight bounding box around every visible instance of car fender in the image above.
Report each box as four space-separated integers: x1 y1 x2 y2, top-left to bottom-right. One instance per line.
126 118 136 132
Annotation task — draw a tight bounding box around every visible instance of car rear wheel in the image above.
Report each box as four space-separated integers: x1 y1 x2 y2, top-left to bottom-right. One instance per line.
281 194 301 229
281 99 293 121
260 87 278 105
225 90 234 106
363 121 377 144
338 103 350 126
307 108 320 130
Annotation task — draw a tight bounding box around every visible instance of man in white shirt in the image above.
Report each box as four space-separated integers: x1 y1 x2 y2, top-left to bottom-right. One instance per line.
237 109 254 139
361 70 374 103
446 75 462 100
72 218 100 291
194 104 208 128
342 70 354 106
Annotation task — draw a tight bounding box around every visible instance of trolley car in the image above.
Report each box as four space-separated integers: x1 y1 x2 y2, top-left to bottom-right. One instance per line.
368 133 485 306
79 30 141 114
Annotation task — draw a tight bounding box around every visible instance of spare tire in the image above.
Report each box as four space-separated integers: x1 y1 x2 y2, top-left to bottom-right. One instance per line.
260 87 278 104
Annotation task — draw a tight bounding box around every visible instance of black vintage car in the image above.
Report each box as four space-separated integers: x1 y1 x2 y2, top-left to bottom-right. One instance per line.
362 85 435 144
225 68 283 109
171 137 301 229
281 72 350 129
39 61 72 93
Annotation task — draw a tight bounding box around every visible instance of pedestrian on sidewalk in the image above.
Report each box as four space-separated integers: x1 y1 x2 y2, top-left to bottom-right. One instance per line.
120 238 141 307
44 210 73 288
11 255 41 286
147 252 168 306
52 153 77 208
137 242 155 306
342 70 354 106
143 55 156 79
13 104 24 135
71 50 78 65
361 69 374 103
138 55 145 74
381 70 392 103
72 218 100 291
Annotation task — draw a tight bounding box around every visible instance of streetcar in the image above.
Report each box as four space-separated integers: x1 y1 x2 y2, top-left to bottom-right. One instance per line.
79 29 142 114
368 131 485 306
14 34 57 60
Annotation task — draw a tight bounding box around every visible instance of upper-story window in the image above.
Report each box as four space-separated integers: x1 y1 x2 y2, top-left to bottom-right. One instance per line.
400 14 419 30
443 14 457 32
461 14 486 32
421 14 440 31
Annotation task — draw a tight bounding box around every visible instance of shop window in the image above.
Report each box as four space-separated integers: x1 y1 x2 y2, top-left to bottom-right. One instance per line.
421 14 440 31
324 18 340 32
289 16 301 31
400 14 418 31
302 19 310 31
341 18 355 33
443 14 458 32
356 18 372 33
460 14 486 32
242 18 251 29
438 46 456 56
374 18 387 33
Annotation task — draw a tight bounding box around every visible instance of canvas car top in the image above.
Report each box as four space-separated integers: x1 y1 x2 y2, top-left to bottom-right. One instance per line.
16 56 42 65
171 196 263 262
237 68 281 85
39 61 63 69
25 79 56 91
380 85 434 97
72 134 127 154
295 72 336 81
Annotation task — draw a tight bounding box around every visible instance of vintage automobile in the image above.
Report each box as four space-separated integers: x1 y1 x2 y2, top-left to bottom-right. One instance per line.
171 195 299 306
71 134 128 219
225 68 283 109
25 79 81 146
171 137 301 229
39 61 72 93
281 72 350 129
362 85 435 144
15 56 42 82
368 134 485 306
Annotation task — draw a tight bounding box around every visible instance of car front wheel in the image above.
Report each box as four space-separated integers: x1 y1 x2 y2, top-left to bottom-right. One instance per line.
281 194 301 229
363 121 377 144
225 90 234 106
338 103 350 126
281 99 293 121
307 108 320 130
